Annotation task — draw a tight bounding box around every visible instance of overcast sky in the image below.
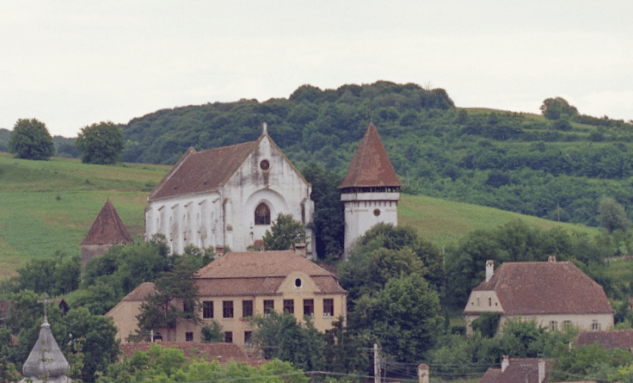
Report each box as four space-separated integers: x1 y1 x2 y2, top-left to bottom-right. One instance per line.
1 1 631 137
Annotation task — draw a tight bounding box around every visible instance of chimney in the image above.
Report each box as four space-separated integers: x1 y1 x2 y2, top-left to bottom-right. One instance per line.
215 246 225 257
538 359 546 383
417 364 429 383
294 243 307 258
548 255 556 263
501 355 509 372
486 260 495 282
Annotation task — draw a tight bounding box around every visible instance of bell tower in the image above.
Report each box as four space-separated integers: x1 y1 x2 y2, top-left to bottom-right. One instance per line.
338 122 402 255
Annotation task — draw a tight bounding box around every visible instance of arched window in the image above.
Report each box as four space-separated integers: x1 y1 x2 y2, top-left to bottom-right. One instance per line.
255 203 271 225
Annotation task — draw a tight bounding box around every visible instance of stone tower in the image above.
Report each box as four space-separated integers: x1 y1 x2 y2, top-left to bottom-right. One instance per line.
338 122 401 255
81 199 133 269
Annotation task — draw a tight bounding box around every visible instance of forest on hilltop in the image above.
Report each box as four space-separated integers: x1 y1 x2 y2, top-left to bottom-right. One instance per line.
119 81 633 228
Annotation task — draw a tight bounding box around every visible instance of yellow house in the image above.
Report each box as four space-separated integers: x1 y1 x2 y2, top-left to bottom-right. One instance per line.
107 249 347 345
463 257 614 335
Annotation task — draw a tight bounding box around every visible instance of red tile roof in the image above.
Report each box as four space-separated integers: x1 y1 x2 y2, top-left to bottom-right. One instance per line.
81 199 133 246
194 251 346 296
148 140 259 201
338 123 402 189
480 359 549 383
465 262 614 316
577 329 633 349
119 342 265 366
121 282 157 302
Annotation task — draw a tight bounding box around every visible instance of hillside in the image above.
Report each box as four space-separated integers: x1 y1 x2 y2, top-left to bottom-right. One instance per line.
0 153 600 280
115 82 633 229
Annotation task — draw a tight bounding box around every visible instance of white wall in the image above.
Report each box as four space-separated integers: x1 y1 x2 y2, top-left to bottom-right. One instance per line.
342 192 400 254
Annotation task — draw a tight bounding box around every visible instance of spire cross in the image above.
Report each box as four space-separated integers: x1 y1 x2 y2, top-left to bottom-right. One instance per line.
37 292 51 322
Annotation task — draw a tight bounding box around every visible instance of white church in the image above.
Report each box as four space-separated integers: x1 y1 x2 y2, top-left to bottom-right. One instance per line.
144 123 315 257
144 121 401 258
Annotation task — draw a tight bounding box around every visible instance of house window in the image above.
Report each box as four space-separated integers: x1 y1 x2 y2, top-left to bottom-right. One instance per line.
284 299 294 314
563 320 572 329
225 331 233 343
255 203 271 225
303 299 314 317
323 299 334 317
264 300 274 315
477 298 480 306
185 332 193 342
244 331 252 345
301 204 305 224
488 298 492 306
223 301 234 318
203 301 214 318
592 320 601 331
550 321 557 331
184 301 194 313
243 300 253 318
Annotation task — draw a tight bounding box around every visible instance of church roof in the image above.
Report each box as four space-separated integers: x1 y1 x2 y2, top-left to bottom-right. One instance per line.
81 199 133 246
464 261 614 316
22 320 70 378
338 123 402 189
148 140 260 201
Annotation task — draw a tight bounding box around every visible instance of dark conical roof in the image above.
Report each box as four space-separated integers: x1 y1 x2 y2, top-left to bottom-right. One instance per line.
338 123 402 189
81 199 133 246
22 320 70 378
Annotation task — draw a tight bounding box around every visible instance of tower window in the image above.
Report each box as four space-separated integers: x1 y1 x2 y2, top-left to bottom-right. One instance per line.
255 203 271 225
374 209 381 216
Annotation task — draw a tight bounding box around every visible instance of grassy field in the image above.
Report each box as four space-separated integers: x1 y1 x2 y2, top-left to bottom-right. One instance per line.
399 193 601 249
0 152 605 281
0 153 170 279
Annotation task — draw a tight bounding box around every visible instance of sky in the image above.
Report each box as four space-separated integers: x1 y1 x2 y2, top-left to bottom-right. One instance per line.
1 1 632 138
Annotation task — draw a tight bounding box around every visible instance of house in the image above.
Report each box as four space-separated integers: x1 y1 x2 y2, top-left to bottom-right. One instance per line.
144 123 315 257
81 199 133 269
338 122 401 255
463 257 614 335
576 329 633 351
106 249 347 345
480 356 549 383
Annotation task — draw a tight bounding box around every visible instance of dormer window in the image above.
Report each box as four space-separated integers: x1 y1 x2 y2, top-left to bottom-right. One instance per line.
255 203 270 225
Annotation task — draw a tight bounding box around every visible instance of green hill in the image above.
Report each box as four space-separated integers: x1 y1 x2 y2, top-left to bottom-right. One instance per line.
115 82 633 230
0 152 601 281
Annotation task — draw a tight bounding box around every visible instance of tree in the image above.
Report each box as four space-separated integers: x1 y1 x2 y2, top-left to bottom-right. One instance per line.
598 196 630 234
353 274 441 363
302 163 345 260
251 311 326 372
75 121 124 164
262 213 306 251
136 255 201 334
8 118 55 160
540 97 578 120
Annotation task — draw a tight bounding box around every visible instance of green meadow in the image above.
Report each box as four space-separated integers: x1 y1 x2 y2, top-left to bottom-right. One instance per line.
0 152 603 281
399 193 601 248
0 153 170 279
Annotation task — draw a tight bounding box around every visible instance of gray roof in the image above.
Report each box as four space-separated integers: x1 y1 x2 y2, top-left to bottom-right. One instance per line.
22 320 70 378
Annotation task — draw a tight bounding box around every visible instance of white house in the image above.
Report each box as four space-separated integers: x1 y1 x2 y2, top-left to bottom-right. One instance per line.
144 123 315 257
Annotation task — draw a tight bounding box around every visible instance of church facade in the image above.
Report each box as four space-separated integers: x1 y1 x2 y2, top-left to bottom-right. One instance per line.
145 123 315 257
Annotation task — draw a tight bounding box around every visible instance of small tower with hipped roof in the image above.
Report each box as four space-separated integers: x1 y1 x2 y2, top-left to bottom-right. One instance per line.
338 122 402 255
21 293 71 383
81 199 133 269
